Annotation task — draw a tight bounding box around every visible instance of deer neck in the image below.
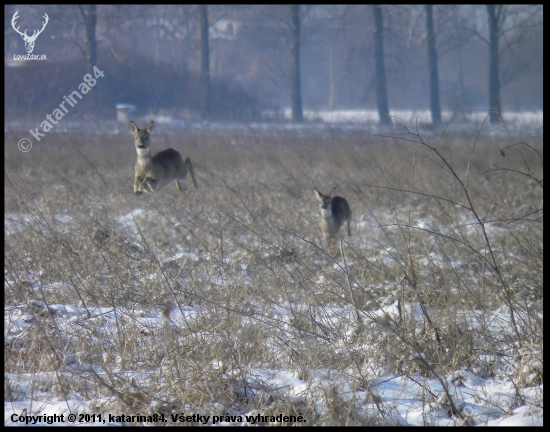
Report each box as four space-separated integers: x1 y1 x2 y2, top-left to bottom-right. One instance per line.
136 149 152 165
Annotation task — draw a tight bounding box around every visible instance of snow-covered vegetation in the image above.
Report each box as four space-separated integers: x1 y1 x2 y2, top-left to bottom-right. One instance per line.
5 112 542 426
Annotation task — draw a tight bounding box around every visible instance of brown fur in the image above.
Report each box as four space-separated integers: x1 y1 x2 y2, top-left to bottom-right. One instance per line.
314 188 352 247
130 120 197 194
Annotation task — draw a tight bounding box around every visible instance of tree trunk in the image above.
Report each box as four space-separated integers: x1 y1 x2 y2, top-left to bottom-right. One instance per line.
487 5 501 124
425 5 441 126
328 46 334 110
372 5 391 126
79 5 97 71
290 5 303 122
199 5 211 119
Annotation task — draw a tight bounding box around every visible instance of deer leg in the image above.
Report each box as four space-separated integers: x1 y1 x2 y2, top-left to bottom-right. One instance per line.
139 176 156 193
184 157 198 188
175 180 189 199
135 176 143 194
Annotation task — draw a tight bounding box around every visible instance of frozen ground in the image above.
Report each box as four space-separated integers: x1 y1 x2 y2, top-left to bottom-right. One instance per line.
5 109 542 425
4 109 543 139
4 295 544 426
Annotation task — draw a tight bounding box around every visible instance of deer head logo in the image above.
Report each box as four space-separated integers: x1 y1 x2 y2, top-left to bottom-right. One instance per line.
11 10 49 54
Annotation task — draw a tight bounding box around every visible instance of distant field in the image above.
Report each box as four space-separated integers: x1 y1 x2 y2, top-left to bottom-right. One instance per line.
5 124 543 425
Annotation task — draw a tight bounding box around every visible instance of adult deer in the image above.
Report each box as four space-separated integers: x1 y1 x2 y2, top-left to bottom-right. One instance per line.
130 121 197 194
314 188 352 248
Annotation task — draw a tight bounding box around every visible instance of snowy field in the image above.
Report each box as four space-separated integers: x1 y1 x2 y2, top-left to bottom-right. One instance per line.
5 111 543 426
4 108 544 138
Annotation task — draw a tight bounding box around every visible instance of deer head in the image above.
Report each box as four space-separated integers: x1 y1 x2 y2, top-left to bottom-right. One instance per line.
12 11 49 54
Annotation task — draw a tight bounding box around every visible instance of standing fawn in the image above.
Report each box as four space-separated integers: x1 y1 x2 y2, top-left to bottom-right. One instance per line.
314 188 352 248
130 120 197 194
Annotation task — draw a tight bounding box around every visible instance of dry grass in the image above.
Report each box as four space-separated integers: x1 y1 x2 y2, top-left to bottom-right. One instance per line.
4 122 543 424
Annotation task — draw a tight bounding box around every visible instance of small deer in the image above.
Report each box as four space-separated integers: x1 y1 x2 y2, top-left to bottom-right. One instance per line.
314 188 352 248
130 120 197 194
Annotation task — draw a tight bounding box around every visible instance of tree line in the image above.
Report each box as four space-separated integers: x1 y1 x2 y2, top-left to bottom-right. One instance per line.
5 5 543 124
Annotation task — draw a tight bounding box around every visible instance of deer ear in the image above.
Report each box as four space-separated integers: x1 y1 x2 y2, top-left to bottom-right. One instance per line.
129 121 138 135
146 121 155 133
313 189 323 201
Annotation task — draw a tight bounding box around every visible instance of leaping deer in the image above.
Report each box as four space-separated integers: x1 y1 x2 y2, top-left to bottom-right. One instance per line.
130 121 198 195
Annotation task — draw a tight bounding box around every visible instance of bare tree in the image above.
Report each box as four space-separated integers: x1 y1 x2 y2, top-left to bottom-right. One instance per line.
372 5 391 126
79 5 98 71
425 5 441 126
290 4 303 122
199 5 211 119
486 5 501 124
254 5 305 121
466 5 543 122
